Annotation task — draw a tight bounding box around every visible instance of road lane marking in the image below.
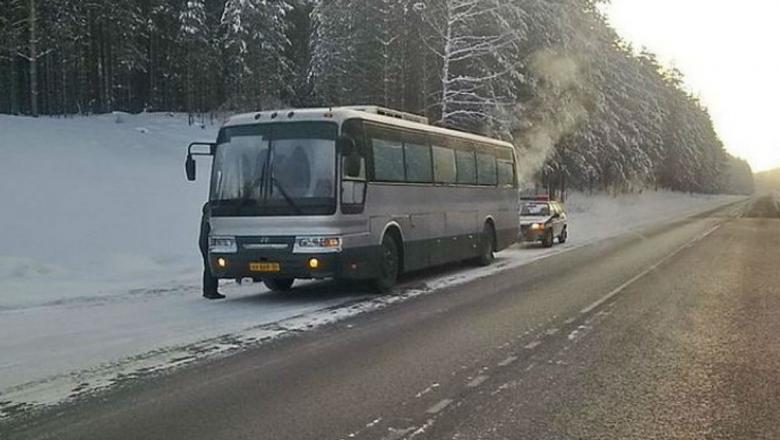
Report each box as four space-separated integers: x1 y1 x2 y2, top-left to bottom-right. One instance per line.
426 399 453 414
524 341 541 350
467 375 489 388
415 383 439 398
498 356 518 367
580 224 722 315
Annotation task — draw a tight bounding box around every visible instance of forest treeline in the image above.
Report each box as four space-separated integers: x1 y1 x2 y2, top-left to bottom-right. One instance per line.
0 0 754 194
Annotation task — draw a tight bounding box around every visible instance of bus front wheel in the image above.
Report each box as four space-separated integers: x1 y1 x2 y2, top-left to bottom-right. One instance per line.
373 235 400 292
263 278 295 292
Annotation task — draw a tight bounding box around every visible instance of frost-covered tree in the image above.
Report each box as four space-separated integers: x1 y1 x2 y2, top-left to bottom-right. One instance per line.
422 0 523 132
284 0 317 106
221 0 292 110
178 0 208 116
221 0 254 108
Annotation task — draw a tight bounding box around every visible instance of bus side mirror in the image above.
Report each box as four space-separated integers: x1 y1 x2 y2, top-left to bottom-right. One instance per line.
186 141 216 182
185 155 196 181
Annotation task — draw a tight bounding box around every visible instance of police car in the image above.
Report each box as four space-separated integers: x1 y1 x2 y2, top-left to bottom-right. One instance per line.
519 197 568 247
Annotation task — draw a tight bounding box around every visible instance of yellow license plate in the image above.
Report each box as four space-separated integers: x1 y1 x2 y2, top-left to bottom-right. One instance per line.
249 262 281 272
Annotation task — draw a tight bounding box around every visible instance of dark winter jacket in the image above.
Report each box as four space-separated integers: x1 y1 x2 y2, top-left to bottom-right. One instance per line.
199 202 210 256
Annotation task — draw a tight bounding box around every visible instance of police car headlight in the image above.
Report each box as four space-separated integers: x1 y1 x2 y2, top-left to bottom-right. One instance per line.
209 236 237 253
293 236 342 254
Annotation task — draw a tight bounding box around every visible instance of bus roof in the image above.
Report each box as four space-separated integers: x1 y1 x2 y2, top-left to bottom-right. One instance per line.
223 106 515 151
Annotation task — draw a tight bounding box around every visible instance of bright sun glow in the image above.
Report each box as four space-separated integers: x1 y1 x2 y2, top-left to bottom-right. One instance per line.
603 0 780 172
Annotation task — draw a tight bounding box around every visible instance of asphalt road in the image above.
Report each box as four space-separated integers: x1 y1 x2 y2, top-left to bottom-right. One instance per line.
5 197 780 440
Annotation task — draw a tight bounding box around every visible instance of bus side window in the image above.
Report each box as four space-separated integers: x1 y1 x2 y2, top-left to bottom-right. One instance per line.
404 142 432 184
342 119 367 180
341 119 368 214
455 145 477 185
476 150 497 186
432 146 457 183
367 125 405 182
497 160 514 186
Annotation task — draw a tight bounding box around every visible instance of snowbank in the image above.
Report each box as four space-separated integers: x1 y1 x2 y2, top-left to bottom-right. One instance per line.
0 113 218 309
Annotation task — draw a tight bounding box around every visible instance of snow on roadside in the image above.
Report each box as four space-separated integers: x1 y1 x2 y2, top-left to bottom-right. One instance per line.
0 113 218 310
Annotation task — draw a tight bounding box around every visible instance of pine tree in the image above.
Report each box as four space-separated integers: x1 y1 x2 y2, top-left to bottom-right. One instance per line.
179 0 208 119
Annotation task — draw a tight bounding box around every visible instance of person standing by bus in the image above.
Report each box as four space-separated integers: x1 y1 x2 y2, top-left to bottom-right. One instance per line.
200 202 224 299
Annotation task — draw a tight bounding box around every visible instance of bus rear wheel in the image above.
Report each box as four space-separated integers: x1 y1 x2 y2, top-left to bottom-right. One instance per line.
263 278 295 292
477 223 496 266
373 235 400 293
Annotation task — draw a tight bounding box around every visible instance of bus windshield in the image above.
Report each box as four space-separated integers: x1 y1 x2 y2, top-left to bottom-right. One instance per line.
210 121 338 216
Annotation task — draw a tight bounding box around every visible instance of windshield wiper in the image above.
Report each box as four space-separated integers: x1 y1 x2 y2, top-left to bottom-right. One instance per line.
270 176 303 215
232 157 270 215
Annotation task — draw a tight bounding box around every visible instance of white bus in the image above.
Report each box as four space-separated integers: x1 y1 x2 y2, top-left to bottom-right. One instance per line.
186 106 519 291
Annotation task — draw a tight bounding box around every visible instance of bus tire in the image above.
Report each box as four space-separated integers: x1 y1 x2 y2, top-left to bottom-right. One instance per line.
373 235 400 293
263 278 295 292
477 222 496 266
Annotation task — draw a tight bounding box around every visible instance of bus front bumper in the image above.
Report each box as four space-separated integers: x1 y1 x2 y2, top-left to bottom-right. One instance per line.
209 247 379 281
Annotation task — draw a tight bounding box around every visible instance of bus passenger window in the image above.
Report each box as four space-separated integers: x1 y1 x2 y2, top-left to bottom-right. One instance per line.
498 160 514 186
432 146 456 183
372 138 405 182
455 150 477 184
477 153 497 186
404 143 432 183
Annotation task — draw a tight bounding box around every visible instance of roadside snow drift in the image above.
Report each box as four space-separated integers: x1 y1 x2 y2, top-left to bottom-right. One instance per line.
0 113 218 309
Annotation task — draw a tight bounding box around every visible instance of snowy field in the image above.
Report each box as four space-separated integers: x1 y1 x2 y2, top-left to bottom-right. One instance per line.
0 113 744 419
0 112 219 310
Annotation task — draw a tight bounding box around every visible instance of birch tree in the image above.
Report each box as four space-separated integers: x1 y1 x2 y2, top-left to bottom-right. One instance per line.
422 0 523 132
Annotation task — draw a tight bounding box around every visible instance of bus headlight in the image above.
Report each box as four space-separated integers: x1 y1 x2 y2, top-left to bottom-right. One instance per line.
209 236 237 253
293 236 342 253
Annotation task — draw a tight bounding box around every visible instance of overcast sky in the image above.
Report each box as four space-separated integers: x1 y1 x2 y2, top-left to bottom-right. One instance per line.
602 0 780 172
